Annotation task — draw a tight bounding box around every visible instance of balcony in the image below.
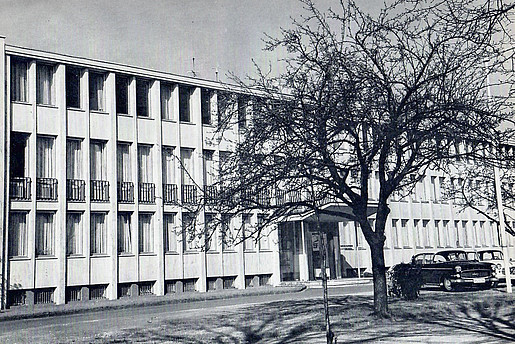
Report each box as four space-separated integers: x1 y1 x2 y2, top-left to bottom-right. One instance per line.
118 182 134 203
163 184 178 204
91 180 109 202
139 183 155 203
66 179 86 202
36 178 58 201
10 177 31 201
181 184 197 204
204 185 217 205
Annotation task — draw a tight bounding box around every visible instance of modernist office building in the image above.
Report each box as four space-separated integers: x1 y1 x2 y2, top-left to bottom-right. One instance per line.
0 37 514 308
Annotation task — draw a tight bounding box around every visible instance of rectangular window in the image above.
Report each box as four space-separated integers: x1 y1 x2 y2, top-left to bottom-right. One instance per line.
340 221 354 248
116 75 129 115
492 221 500 246
10 132 29 178
136 79 150 117
217 91 230 126
117 143 131 182
90 141 107 180
392 219 400 248
201 88 212 124
162 147 175 184
479 221 486 247
89 72 105 111
463 221 471 247
36 212 55 256
435 220 442 247
454 220 462 247
118 212 132 254
161 83 173 120
203 150 215 185
430 176 437 201
243 215 255 251
138 145 153 183
36 64 55 105
238 96 247 129
221 214 234 251
179 86 191 122
164 213 177 252
423 220 431 247
37 136 55 178
258 215 270 251
66 212 82 255
66 66 81 108
90 213 107 255
11 59 28 102
9 212 28 257
205 213 217 251
180 148 194 185
401 219 410 248
66 139 82 180
442 220 450 247
139 213 153 253
384 221 391 249
414 220 423 248
182 212 197 251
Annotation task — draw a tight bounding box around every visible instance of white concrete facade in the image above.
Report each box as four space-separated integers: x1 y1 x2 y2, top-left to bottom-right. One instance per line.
1 42 279 308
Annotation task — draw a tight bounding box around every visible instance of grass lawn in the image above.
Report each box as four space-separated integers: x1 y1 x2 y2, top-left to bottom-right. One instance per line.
90 288 515 344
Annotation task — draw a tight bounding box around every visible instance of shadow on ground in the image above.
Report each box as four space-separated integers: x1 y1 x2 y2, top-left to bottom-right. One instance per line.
89 290 515 343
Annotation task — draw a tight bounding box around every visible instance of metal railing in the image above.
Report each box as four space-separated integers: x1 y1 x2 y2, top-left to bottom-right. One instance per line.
10 177 31 200
66 179 86 202
91 180 109 202
36 178 58 201
163 184 178 204
118 181 134 203
181 184 197 204
139 182 155 203
204 185 217 205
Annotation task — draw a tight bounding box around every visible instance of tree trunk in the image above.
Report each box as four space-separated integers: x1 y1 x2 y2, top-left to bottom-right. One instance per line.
370 241 388 317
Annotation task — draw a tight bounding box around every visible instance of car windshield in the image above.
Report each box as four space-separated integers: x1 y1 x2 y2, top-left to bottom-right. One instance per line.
478 251 503 260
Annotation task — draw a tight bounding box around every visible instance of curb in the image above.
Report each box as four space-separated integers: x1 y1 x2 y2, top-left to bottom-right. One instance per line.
0 285 306 321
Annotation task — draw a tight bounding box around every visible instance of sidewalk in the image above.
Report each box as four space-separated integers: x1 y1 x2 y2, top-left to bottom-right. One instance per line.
280 277 373 289
0 285 305 321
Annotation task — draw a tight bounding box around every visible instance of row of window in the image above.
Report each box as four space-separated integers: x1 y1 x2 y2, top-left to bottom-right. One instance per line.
11 58 250 126
8 211 271 258
11 133 217 187
341 219 510 250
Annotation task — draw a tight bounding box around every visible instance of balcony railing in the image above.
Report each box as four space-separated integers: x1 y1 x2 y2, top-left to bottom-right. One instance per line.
181 184 197 204
36 178 58 201
204 185 217 205
118 182 134 203
66 179 86 202
10 177 31 201
163 184 178 204
91 180 109 202
139 183 155 203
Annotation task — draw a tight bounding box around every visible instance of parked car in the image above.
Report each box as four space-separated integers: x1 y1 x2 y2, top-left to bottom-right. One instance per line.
410 250 498 291
476 249 515 284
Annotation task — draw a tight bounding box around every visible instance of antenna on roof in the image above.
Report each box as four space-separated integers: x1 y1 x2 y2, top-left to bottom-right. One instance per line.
215 68 219 82
189 57 197 77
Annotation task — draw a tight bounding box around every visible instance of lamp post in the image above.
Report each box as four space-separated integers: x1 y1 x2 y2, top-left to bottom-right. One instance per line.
493 166 512 293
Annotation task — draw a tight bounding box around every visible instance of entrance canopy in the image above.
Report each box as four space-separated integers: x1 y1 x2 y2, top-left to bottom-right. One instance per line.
285 201 378 223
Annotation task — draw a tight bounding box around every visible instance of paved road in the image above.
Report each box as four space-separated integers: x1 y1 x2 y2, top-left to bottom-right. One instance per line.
0 284 372 343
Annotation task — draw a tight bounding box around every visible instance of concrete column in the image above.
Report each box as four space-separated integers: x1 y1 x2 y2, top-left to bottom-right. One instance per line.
82 69 92 296
235 215 245 289
298 221 309 281
55 63 67 305
106 72 118 300
270 223 281 285
28 60 37 294
151 80 165 296
0 36 6 309
191 87 207 293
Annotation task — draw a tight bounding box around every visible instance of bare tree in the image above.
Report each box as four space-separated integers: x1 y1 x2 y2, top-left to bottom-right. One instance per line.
205 0 515 319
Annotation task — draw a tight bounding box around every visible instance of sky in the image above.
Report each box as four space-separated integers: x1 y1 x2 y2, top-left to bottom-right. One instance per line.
0 0 377 82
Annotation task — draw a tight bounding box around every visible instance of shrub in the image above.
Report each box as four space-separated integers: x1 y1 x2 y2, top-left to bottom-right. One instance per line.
387 263 423 300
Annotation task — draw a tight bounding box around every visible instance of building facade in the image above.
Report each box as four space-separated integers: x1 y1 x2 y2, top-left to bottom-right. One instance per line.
1 37 514 308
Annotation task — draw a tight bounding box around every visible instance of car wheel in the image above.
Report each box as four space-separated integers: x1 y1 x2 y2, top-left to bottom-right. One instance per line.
442 277 454 292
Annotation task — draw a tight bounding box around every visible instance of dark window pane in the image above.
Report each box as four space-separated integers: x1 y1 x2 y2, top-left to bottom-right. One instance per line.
201 89 211 124
66 67 81 108
179 86 191 122
136 79 149 117
116 75 129 115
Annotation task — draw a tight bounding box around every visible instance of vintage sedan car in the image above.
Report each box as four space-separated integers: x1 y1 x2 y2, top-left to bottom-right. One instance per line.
411 250 498 291
476 249 515 284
